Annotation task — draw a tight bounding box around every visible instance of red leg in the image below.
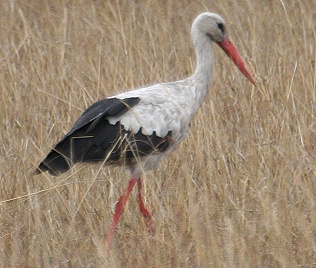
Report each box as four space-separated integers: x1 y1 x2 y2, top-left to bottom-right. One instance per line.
136 178 154 233
105 177 138 248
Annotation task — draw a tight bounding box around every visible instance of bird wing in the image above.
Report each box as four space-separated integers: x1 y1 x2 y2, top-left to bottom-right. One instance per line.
36 97 140 175
36 82 192 176
108 82 192 141
66 97 140 137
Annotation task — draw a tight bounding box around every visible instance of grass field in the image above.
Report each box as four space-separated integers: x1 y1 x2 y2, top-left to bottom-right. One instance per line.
1 0 316 267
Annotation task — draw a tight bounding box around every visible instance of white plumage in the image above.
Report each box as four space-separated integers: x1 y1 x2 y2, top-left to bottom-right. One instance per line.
108 82 192 138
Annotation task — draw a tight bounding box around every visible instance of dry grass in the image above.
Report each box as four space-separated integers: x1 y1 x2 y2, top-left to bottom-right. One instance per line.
1 0 316 267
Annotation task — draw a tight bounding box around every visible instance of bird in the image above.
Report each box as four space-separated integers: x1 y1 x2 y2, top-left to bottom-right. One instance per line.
35 12 255 247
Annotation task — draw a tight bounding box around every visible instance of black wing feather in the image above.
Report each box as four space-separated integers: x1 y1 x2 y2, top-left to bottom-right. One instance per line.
67 97 140 137
35 97 173 176
36 97 140 176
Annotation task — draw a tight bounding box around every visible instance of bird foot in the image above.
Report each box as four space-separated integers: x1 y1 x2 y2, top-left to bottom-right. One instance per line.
143 215 155 235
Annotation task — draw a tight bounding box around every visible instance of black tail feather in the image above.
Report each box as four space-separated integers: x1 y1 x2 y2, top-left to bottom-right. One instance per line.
35 148 72 176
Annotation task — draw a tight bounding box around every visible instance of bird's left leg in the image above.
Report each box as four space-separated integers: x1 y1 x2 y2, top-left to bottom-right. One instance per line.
136 178 154 232
105 177 138 248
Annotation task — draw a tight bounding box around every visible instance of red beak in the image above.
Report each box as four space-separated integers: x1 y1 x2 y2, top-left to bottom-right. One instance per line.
218 37 256 86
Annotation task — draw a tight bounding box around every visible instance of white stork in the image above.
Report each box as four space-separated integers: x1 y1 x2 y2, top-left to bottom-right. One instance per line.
36 12 255 246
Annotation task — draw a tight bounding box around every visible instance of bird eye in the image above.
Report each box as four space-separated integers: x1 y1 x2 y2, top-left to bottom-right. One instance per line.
217 23 225 33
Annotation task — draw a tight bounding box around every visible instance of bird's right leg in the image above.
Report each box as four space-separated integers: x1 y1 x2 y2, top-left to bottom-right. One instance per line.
136 178 154 233
105 177 138 248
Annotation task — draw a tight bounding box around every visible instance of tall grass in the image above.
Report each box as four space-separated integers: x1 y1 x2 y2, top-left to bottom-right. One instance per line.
1 0 315 267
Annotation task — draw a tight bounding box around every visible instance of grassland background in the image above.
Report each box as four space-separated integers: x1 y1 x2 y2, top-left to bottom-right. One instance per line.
1 0 316 267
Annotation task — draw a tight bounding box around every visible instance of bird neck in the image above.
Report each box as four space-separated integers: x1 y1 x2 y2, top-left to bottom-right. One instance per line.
189 30 214 106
